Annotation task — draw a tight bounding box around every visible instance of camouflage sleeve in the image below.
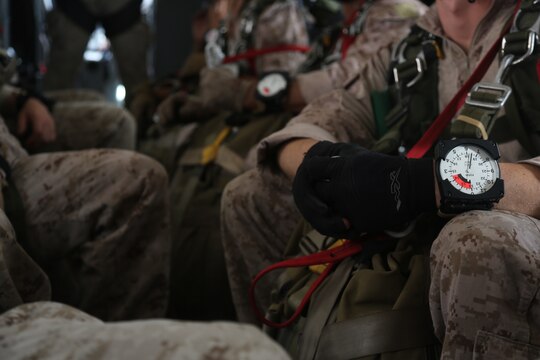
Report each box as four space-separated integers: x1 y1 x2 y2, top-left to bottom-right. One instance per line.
520 156 540 168
0 210 51 313
296 0 426 103
254 0 309 74
0 302 292 360
0 116 27 168
258 89 377 168
257 44 394 168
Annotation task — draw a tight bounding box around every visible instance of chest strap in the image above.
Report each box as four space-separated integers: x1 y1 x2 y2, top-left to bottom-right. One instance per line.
450 0 539 140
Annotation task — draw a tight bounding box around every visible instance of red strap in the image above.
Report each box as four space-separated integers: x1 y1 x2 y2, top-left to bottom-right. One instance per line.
341 35 357 60
406 1 521 159
248 239 365 328
340 10 360 60
536 58 540 83
222 44 311 64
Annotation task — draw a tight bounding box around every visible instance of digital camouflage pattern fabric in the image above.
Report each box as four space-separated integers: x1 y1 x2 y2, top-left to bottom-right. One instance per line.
0 302 292 360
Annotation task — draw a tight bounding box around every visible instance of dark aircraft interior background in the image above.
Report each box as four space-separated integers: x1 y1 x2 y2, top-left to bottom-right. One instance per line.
0 0 200 104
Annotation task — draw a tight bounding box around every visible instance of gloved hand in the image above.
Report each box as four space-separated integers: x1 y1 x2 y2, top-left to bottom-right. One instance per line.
293 141 436 239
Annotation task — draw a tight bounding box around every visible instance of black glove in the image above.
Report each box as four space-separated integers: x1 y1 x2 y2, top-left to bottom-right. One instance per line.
293 141 436 239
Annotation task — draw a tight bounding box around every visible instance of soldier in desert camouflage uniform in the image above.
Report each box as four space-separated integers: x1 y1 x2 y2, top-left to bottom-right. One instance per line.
143 0 310 321
44 0 149 96
223 0 540 358
0 209 291 360
219 0 427 324
0 51 169 321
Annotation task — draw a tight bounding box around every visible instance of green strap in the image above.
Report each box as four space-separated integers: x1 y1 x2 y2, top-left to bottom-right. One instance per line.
314 308 437 360
298 229 335 256
370 90 391 137
451 101 499 139
503 86 538 155
298 258 356 360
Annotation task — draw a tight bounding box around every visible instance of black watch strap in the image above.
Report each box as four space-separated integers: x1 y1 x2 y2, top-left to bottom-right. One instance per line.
255 72 290 112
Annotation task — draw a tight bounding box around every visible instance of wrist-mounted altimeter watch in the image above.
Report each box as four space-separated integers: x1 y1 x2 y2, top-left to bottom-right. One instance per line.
434 139 504 214
255 71 290 112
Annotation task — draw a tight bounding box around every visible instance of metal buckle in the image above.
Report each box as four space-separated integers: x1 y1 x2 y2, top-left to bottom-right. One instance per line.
392 57 426 88
502 31 539 65
465 82 513 110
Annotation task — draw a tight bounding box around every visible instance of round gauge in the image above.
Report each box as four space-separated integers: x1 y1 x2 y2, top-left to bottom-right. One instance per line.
438 144 500 195
257 73 287 97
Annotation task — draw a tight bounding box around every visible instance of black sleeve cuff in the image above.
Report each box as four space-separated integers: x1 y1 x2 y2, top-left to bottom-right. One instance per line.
15 90 55 114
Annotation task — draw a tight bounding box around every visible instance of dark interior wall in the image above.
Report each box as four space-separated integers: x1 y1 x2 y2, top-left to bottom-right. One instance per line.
154 0 200 79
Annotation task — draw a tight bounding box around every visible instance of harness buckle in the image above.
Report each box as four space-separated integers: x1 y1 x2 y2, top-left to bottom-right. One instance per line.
502 31 538 65
465 82 513 110
393 57 426 88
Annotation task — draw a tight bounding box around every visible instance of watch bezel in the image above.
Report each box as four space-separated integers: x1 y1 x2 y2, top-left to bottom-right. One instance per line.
434 139 505 214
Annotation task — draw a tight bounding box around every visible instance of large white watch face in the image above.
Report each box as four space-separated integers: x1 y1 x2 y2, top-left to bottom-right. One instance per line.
257 73 287 97
439 144 500 195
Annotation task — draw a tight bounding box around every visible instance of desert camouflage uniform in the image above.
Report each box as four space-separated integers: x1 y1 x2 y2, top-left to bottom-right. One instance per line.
0 97 171 320
221 3 540 358
220 0 428 324
155 0 309 321
44 0 149 95
296 0 427 103
139 0 309 171
0 209 50 312
222 1 540 359
0 210 291 360
0 86 136 151
195 0 310 113
0 302 291 360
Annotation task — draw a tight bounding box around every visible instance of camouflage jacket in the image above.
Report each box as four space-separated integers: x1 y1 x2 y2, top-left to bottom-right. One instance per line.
296 0 428 103
258 0 540 169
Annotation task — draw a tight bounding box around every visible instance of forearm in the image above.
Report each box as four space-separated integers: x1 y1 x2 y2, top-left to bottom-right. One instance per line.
496 163 540 218
277 138 318 179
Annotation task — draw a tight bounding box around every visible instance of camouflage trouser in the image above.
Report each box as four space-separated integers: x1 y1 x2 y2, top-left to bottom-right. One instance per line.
44 5 150 95
0 302 291 360
50 94 136 151
0 209 51 313
430 210 540 360
11 149 171 321
221 167 300 324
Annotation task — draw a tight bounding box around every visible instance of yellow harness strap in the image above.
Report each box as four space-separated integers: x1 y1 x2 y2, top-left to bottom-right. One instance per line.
201 127 232 165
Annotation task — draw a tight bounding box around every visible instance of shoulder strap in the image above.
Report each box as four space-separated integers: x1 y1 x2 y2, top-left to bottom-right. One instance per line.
371 26 442 154
451 0 540 155
407 2 519 158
